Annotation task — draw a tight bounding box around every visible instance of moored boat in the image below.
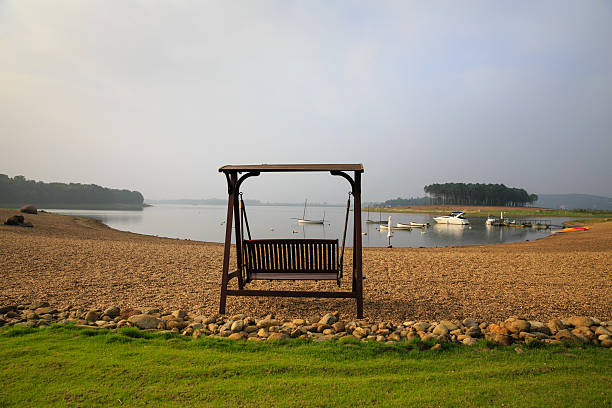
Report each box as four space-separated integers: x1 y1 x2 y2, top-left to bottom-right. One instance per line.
433 211 470 225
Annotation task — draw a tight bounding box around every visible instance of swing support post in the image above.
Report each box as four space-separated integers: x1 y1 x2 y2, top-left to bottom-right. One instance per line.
218 164 365 318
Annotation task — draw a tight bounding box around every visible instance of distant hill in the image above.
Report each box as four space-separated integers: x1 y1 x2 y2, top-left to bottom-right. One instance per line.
0 174 144 210
534 194 612 210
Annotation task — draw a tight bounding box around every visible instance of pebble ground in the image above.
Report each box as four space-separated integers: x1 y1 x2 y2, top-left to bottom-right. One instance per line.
1 208 610 322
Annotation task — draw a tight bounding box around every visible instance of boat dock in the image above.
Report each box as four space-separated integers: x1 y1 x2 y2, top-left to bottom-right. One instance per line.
488 219 552 228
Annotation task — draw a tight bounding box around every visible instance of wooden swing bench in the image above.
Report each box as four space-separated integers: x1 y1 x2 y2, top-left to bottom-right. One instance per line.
244 239 341 283
218 164 364 318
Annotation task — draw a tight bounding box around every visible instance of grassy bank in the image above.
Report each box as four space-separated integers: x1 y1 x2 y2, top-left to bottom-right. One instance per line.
1 325 610 407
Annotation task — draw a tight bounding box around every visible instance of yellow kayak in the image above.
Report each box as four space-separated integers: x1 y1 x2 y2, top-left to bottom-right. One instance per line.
551 226 590 234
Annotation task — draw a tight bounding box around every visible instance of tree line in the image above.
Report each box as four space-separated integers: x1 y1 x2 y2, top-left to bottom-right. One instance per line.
424 183 537 206
0 174 144 207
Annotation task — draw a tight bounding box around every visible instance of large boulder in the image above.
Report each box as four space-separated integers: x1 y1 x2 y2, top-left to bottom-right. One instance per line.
4 215 33 227
20 205 37 214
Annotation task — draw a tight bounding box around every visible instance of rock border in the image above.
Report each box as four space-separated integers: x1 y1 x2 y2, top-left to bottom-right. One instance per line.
1 303 611 348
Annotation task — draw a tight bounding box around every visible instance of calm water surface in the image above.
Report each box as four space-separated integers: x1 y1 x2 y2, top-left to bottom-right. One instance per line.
48 204 573 248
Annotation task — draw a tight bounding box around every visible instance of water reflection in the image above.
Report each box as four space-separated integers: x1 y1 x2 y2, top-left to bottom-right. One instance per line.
433 224 468 238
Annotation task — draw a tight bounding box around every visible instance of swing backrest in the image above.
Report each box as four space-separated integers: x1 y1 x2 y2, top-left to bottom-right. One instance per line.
243 239 339 281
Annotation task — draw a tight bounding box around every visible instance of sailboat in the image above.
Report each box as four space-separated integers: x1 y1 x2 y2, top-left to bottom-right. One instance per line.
365 206 387 224
297 199 324 224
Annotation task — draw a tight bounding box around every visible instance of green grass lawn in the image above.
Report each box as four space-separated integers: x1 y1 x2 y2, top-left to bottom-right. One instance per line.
1 325 610 407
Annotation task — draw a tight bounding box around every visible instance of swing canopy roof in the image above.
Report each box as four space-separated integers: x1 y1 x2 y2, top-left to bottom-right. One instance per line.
219 163 364 173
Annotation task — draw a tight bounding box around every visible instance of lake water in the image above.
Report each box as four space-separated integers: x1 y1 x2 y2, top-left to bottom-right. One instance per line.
47 204 573 248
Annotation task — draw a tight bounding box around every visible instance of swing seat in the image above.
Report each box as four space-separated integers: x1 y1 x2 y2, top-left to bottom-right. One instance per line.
243 239 340 282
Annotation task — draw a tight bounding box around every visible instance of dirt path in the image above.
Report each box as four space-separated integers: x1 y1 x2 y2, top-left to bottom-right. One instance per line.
1 209 610 321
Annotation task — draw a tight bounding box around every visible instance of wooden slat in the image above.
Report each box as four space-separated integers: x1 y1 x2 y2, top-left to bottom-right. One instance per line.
250 272 338 280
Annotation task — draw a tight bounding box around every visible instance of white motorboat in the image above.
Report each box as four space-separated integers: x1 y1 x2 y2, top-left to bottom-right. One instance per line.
433 211 470 225
485 215 496 225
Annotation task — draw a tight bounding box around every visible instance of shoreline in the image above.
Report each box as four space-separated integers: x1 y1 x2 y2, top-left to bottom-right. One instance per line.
1 208 610 322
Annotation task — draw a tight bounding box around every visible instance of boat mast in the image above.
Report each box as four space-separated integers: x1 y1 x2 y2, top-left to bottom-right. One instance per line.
303 199 307 220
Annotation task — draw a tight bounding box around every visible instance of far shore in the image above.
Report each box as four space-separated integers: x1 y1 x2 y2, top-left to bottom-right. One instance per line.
0 203 149 211
364 204 612 221
1 208 610 322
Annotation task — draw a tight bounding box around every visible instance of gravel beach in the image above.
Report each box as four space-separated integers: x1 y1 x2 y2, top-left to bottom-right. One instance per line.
1 208 610 322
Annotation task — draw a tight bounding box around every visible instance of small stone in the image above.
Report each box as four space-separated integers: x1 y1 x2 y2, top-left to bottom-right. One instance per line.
432 324 449 337
462 337 477 346
104 306 120 318
601 339 612 348
462 318 479 327
166 319 187 330
490 334 512 346
23 310 38 320
388 332 401 342
595 326 612 336
514 347 524 355
127 314 161 329
528 321 551 335
439 320 459 331
230 320 244 333
419 332 434 342
466 326 482 338
567 316 595 328
257 318 280 328
505 318 530 333
319 313 338 326
257 328 269 338
207 323 218 333
0 306 16 314
352 327 367 338
431 343 441 350
203 316 217 325
332 321 345 332
172 310 187 320
487 323 509 335
546 319 567 334
413 322 430 332
228 333 244 341
292 318 306 326
555 329 578 342
84 311 100 322
35 307 56 315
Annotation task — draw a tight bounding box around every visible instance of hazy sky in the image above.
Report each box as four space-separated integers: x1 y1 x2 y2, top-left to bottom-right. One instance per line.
1 1 611 202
